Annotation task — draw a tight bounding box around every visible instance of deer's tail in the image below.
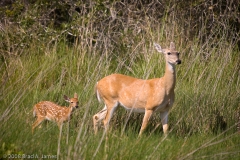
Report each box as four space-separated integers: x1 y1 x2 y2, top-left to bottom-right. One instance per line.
33 106 36 117
95 82 102 103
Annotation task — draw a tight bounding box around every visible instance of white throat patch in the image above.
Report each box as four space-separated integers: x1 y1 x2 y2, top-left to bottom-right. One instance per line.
167 62 175 73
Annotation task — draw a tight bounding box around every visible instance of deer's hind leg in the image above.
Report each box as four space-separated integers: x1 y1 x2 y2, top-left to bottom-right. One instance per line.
32 116 45 134
103 101 118 132
93 105 107 134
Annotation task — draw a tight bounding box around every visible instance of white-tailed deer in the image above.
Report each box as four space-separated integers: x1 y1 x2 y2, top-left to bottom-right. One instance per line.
32 93 79 133
93 42 181 135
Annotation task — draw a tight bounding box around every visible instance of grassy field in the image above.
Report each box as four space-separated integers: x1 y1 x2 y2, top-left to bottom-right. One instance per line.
0 1 240 159
0 34 239 159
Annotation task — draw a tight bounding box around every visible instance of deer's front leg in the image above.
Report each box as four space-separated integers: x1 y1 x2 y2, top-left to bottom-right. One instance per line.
160 111 169 135
57 122 63 130
139 109 153 136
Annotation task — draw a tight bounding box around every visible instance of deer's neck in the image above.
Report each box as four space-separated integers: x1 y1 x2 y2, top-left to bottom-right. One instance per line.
63 106 71 116
163 62 176 92
68 106 73 112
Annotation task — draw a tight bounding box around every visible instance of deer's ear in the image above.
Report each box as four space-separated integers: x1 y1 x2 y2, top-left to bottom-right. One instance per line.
74 93 78 99
154 43 163 53
170 42 175 50
64 95 70 102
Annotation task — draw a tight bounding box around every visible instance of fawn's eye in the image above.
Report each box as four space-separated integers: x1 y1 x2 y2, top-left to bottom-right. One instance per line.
177 52 180 55
167 52 171 55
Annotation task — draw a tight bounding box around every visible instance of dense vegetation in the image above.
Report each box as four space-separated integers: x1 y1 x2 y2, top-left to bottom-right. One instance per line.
0 0 239 159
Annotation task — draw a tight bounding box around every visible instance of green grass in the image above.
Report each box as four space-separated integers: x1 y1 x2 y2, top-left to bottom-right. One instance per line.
1 21 240 160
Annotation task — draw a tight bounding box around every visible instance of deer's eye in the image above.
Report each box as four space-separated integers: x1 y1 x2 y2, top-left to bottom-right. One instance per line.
177 52 180 55
167 52 171 55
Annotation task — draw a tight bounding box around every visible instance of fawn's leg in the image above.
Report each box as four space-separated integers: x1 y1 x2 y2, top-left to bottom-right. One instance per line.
32 117 45 133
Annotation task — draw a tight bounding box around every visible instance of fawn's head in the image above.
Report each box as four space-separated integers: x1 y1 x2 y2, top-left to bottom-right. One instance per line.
154 42 181 65
64 93 79 109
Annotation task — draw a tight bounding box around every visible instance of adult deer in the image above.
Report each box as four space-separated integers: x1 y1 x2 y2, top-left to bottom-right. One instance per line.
93 42 181 136
32 93 79 133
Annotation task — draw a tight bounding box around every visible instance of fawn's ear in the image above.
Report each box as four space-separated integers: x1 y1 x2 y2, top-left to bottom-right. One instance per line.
170 42 175 50
154 43 163 53
64 95 70 102
74 93 78 99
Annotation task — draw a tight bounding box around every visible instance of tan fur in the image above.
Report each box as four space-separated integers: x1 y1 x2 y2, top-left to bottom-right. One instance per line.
93 42 181 135
32 93 79 133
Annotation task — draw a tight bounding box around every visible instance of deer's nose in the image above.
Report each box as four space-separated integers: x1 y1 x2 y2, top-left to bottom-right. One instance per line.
176 60 181 64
